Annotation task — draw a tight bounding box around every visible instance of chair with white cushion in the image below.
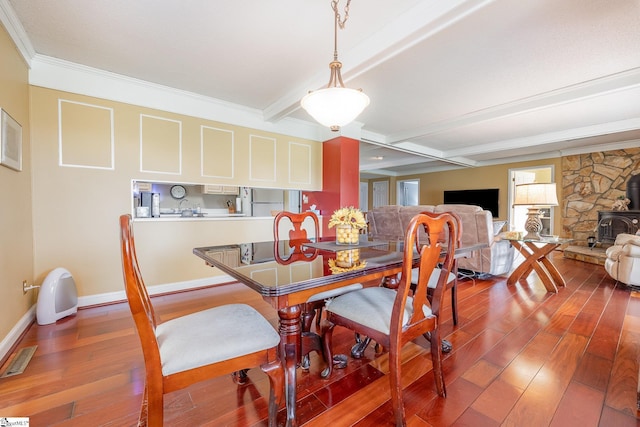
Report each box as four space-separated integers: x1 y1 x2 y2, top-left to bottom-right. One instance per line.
274 211 362 371
605 233 640 287
321 212 455 426
411 211 462 325
120 214 284 427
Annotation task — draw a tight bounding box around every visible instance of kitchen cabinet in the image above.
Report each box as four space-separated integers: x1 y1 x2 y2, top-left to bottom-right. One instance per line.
201 185 239 195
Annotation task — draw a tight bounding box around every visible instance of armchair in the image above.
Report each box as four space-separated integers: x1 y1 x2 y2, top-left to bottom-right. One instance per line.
605 233 640 287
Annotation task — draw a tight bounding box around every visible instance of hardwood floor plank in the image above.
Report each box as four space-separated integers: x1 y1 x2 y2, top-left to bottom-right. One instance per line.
573 352 614 392
549 381 604 427
1 255 639 426
469 378 523 424
604 328 640 416
502 333 589 426
417 377 483 426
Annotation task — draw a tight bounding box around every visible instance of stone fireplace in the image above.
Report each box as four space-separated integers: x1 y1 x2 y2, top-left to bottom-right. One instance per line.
562 148 640 247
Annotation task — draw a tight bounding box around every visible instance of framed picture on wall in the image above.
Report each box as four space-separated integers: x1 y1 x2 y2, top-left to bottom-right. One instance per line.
0 109 22 171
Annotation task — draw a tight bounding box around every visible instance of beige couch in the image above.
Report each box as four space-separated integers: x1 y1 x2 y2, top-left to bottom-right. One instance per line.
366 204 514 276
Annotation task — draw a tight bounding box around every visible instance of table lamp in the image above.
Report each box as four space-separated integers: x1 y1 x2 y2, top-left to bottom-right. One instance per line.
514 183 559 240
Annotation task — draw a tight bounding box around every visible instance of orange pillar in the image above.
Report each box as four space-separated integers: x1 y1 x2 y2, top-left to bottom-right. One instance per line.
302 136 360 237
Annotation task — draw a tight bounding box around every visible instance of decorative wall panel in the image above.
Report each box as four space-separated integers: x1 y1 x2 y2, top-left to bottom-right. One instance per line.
140 114 181 174
249 134 276 182
201 126 234 179
58 100 114 169
289 141 311 185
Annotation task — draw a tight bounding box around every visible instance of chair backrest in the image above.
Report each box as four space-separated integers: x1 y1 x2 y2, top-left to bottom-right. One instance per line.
273 211 319 241
119 214 162 370
273 211 320 265
392 212 457 336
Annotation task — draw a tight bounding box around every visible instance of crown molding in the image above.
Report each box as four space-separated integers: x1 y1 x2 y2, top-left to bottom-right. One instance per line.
0 0 35 66
29 55 324 141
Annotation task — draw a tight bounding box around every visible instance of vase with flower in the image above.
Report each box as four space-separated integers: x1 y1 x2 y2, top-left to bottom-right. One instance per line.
328 206 367 245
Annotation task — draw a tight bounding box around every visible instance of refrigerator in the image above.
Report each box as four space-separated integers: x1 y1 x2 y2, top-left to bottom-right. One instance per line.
251 188 285 217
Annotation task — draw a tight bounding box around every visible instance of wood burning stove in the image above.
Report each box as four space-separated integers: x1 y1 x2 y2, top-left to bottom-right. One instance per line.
597 210 640 243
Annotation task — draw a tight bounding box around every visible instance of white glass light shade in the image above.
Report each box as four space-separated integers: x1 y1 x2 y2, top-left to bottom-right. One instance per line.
514 183 559 206
301 87 370 130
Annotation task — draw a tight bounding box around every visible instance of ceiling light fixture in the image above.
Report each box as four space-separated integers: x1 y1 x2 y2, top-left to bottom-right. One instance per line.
301 0 370 132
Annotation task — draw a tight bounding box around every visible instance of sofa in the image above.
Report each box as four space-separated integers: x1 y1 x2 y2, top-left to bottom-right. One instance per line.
605 233 640 287
366 204 515 276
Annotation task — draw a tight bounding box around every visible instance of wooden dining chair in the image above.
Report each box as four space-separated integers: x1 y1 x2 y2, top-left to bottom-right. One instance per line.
119 214 284 427
411 211 463 326
321 212 455 426
274 211 362 371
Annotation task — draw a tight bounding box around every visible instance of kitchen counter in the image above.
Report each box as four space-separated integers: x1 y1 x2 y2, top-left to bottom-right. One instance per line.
135 213 250 221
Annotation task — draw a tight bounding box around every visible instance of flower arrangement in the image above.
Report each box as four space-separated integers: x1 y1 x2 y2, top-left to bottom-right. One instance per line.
327 206 367 229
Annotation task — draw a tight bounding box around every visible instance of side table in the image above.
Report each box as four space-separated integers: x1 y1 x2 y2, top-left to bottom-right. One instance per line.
503 237 573 293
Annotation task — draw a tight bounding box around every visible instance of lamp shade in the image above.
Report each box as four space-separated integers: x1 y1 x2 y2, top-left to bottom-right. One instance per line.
514 183 559 206
301 87 370 130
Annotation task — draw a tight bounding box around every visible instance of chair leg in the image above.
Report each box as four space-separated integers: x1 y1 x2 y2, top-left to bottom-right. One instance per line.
137 386 148 427
451 282 458 326
320 322 335 378
389 344 406 427
146 382 164 427
301 302 325 371
232 369 249 384
315 306 323 329
429 328 447 398
261 359 285 427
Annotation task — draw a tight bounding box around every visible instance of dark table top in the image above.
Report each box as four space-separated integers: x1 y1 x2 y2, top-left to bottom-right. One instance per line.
194 236 486 298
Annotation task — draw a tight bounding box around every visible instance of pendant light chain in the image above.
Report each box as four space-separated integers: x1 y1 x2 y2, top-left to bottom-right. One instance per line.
331 0 351 29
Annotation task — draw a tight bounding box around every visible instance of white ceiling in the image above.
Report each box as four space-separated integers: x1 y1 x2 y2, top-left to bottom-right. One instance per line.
3 0 640 178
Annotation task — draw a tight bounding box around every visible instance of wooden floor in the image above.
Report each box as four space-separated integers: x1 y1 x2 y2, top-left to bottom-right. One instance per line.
1 252 640 426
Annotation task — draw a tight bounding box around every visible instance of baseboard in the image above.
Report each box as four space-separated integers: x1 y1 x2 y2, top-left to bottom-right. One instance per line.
77 275 235 307
0 305 36 366
1 275 235 363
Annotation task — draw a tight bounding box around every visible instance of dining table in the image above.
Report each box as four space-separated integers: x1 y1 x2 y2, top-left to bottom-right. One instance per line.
194 236 486 427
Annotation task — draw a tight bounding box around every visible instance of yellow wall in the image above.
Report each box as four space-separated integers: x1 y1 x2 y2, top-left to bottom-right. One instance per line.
29 87 322 297
0 25 33 343
371 158 563 232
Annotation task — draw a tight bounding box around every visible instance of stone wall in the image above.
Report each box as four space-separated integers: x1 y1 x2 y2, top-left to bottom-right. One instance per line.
562 148 640 245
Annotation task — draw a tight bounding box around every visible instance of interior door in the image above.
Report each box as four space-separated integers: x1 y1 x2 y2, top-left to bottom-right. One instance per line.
373 181 389 208
360 182 369 210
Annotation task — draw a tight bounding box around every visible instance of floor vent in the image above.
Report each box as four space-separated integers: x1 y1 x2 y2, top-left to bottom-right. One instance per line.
1 346 37 378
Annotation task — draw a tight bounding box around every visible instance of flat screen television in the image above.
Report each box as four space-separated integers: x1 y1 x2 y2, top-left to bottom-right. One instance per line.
443 188 499 217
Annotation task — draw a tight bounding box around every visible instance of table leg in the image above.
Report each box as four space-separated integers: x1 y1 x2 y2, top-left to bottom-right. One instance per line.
540 255 566 288
508 241 561 293
278 305 301 427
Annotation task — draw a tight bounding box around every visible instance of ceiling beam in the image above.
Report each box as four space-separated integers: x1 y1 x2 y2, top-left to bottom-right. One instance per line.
262 0 497 123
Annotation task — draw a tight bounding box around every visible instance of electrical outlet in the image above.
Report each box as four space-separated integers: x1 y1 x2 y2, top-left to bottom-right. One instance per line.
23 280 28 295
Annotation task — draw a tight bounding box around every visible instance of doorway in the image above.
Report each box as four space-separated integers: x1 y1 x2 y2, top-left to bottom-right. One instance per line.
397 179 419 206
372 181 389 208
508 166 555 235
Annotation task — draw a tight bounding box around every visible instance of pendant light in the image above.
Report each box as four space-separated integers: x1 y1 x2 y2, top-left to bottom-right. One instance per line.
301 0 369 131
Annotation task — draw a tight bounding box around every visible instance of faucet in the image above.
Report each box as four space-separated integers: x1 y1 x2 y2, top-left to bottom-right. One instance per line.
178 199 190 212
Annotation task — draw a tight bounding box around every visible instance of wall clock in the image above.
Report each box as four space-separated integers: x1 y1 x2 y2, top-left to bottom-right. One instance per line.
170 185 187 199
